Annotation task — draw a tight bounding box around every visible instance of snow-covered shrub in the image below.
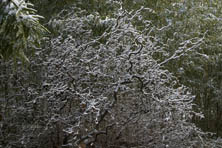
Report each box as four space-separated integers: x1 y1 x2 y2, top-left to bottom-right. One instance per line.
0 3 212 148
39 6 207 147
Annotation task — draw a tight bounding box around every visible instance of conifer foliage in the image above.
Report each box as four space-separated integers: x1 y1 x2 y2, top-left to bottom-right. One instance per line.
0 0 47 61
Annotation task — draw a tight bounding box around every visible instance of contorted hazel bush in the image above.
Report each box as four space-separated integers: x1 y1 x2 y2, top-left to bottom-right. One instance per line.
0 3 213 148
42 6 208 147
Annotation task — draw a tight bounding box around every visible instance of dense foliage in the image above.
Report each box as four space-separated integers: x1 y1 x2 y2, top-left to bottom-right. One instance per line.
0 0 48 61
1 0 222 147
